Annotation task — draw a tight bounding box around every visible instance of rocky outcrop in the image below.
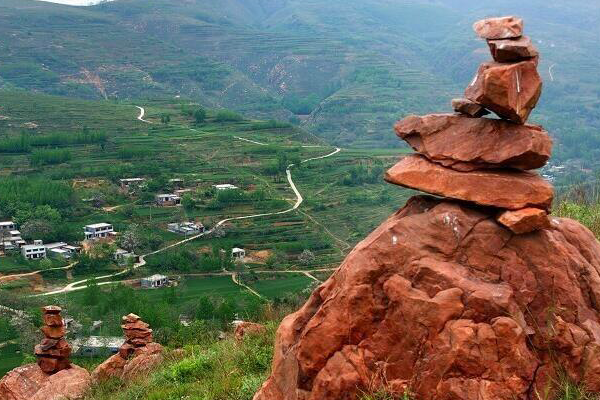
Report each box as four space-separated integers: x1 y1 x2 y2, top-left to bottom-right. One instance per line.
394 114 551 171
255 17 600 400
0 306 91 400
92 314 164 382
0 364 91 400
254 196 600 399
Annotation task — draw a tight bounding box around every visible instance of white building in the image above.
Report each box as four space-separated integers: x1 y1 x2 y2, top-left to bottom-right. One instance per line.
0 221 16 232
84 223 115 240
213 184 239 191
114 248 137 265
167 222 205 236
3 230 25 250
119 178 145 190
71 336 125 357
232 247 246 260
141 274 169 289
156 194 181 206
21 240 47 260
45 242 81 259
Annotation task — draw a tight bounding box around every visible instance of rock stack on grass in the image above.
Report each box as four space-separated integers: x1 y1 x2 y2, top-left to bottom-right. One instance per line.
385 16 552 234
92 314 164 382
255 18 600 400
35 306 71 374
0 305 91 400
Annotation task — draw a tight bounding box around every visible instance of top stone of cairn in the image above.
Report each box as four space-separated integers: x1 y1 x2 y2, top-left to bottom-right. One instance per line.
474 16 523 40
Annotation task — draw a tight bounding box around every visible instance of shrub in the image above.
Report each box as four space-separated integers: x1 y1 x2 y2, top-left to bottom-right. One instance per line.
215 110 243 122
30 148 71 166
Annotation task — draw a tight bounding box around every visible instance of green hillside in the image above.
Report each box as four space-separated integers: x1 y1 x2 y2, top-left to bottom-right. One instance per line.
2 0 599 169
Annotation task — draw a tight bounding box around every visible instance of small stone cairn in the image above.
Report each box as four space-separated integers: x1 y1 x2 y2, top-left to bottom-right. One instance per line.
34 306 71 374
385 16 554 234
118 313 154 358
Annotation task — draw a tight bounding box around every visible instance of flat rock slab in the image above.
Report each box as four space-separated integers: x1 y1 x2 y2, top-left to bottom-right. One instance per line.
384 154 554 210
474 16 523 39
451 98 489 118
465 60 542 124
497 208 550 234
488 36 539 63
395 114 552 171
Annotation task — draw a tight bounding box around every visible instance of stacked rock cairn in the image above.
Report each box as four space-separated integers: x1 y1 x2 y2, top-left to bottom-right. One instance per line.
35 306 71 374
385 16 554 234
119 313 153 358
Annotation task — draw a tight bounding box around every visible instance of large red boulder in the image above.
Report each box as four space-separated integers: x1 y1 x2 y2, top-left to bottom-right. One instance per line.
473 16 523 40
235 322 267 341
254 196 600 400
0 363 91 400
465 60 542 124
384 154 554 210
394 114 552 171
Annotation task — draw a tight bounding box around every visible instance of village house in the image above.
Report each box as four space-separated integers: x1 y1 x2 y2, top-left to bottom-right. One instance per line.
114 248 138 265
2 229 26 251
84 223 116 240
167 222 205 236
156 194 181 206
141 274 169 289
21 240 47 260
119 178 145 191
45 242 82 259
71 336 125 357
0 221 16 233
232 247 246 260
213 184 239 191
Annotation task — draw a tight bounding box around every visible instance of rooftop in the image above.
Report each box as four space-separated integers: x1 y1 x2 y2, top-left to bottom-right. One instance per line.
71 336 125 349
0 221 15 226
85 223 112 229
143 274 168 281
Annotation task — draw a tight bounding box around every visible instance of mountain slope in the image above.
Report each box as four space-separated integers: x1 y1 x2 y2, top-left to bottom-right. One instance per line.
1 0 600 163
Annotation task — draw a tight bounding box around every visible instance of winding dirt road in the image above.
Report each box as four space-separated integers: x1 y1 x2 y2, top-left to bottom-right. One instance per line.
135 106 152 124
36 130 341 297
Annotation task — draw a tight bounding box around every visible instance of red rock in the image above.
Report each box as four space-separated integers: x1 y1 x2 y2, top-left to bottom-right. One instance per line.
384 155 554 210
35 339 71 359
42 306 62 314
497 208 551 234
451 98 489 118
234 322 267 341
121 320 149 331
92 343 164 382
118 343 135 359
43 314 63 327
41 325 67 339
36 357 71 375
394 114 552 171
0 363 91 400
473 16 523 40
465 60 542 124
122 313 140 323
488 36 539 63
91 354 127 383
123 329 152 340
254 196 600 399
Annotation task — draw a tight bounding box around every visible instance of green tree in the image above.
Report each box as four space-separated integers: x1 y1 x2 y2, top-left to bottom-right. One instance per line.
83 278 101 306
194 107 207 124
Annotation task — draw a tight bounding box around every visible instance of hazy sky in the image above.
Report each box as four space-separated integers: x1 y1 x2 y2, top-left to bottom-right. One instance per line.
37 0 111 5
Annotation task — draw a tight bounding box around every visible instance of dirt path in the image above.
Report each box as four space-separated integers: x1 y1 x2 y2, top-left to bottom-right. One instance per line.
35 130 342 297
0 262 77 284
135 106 152 124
